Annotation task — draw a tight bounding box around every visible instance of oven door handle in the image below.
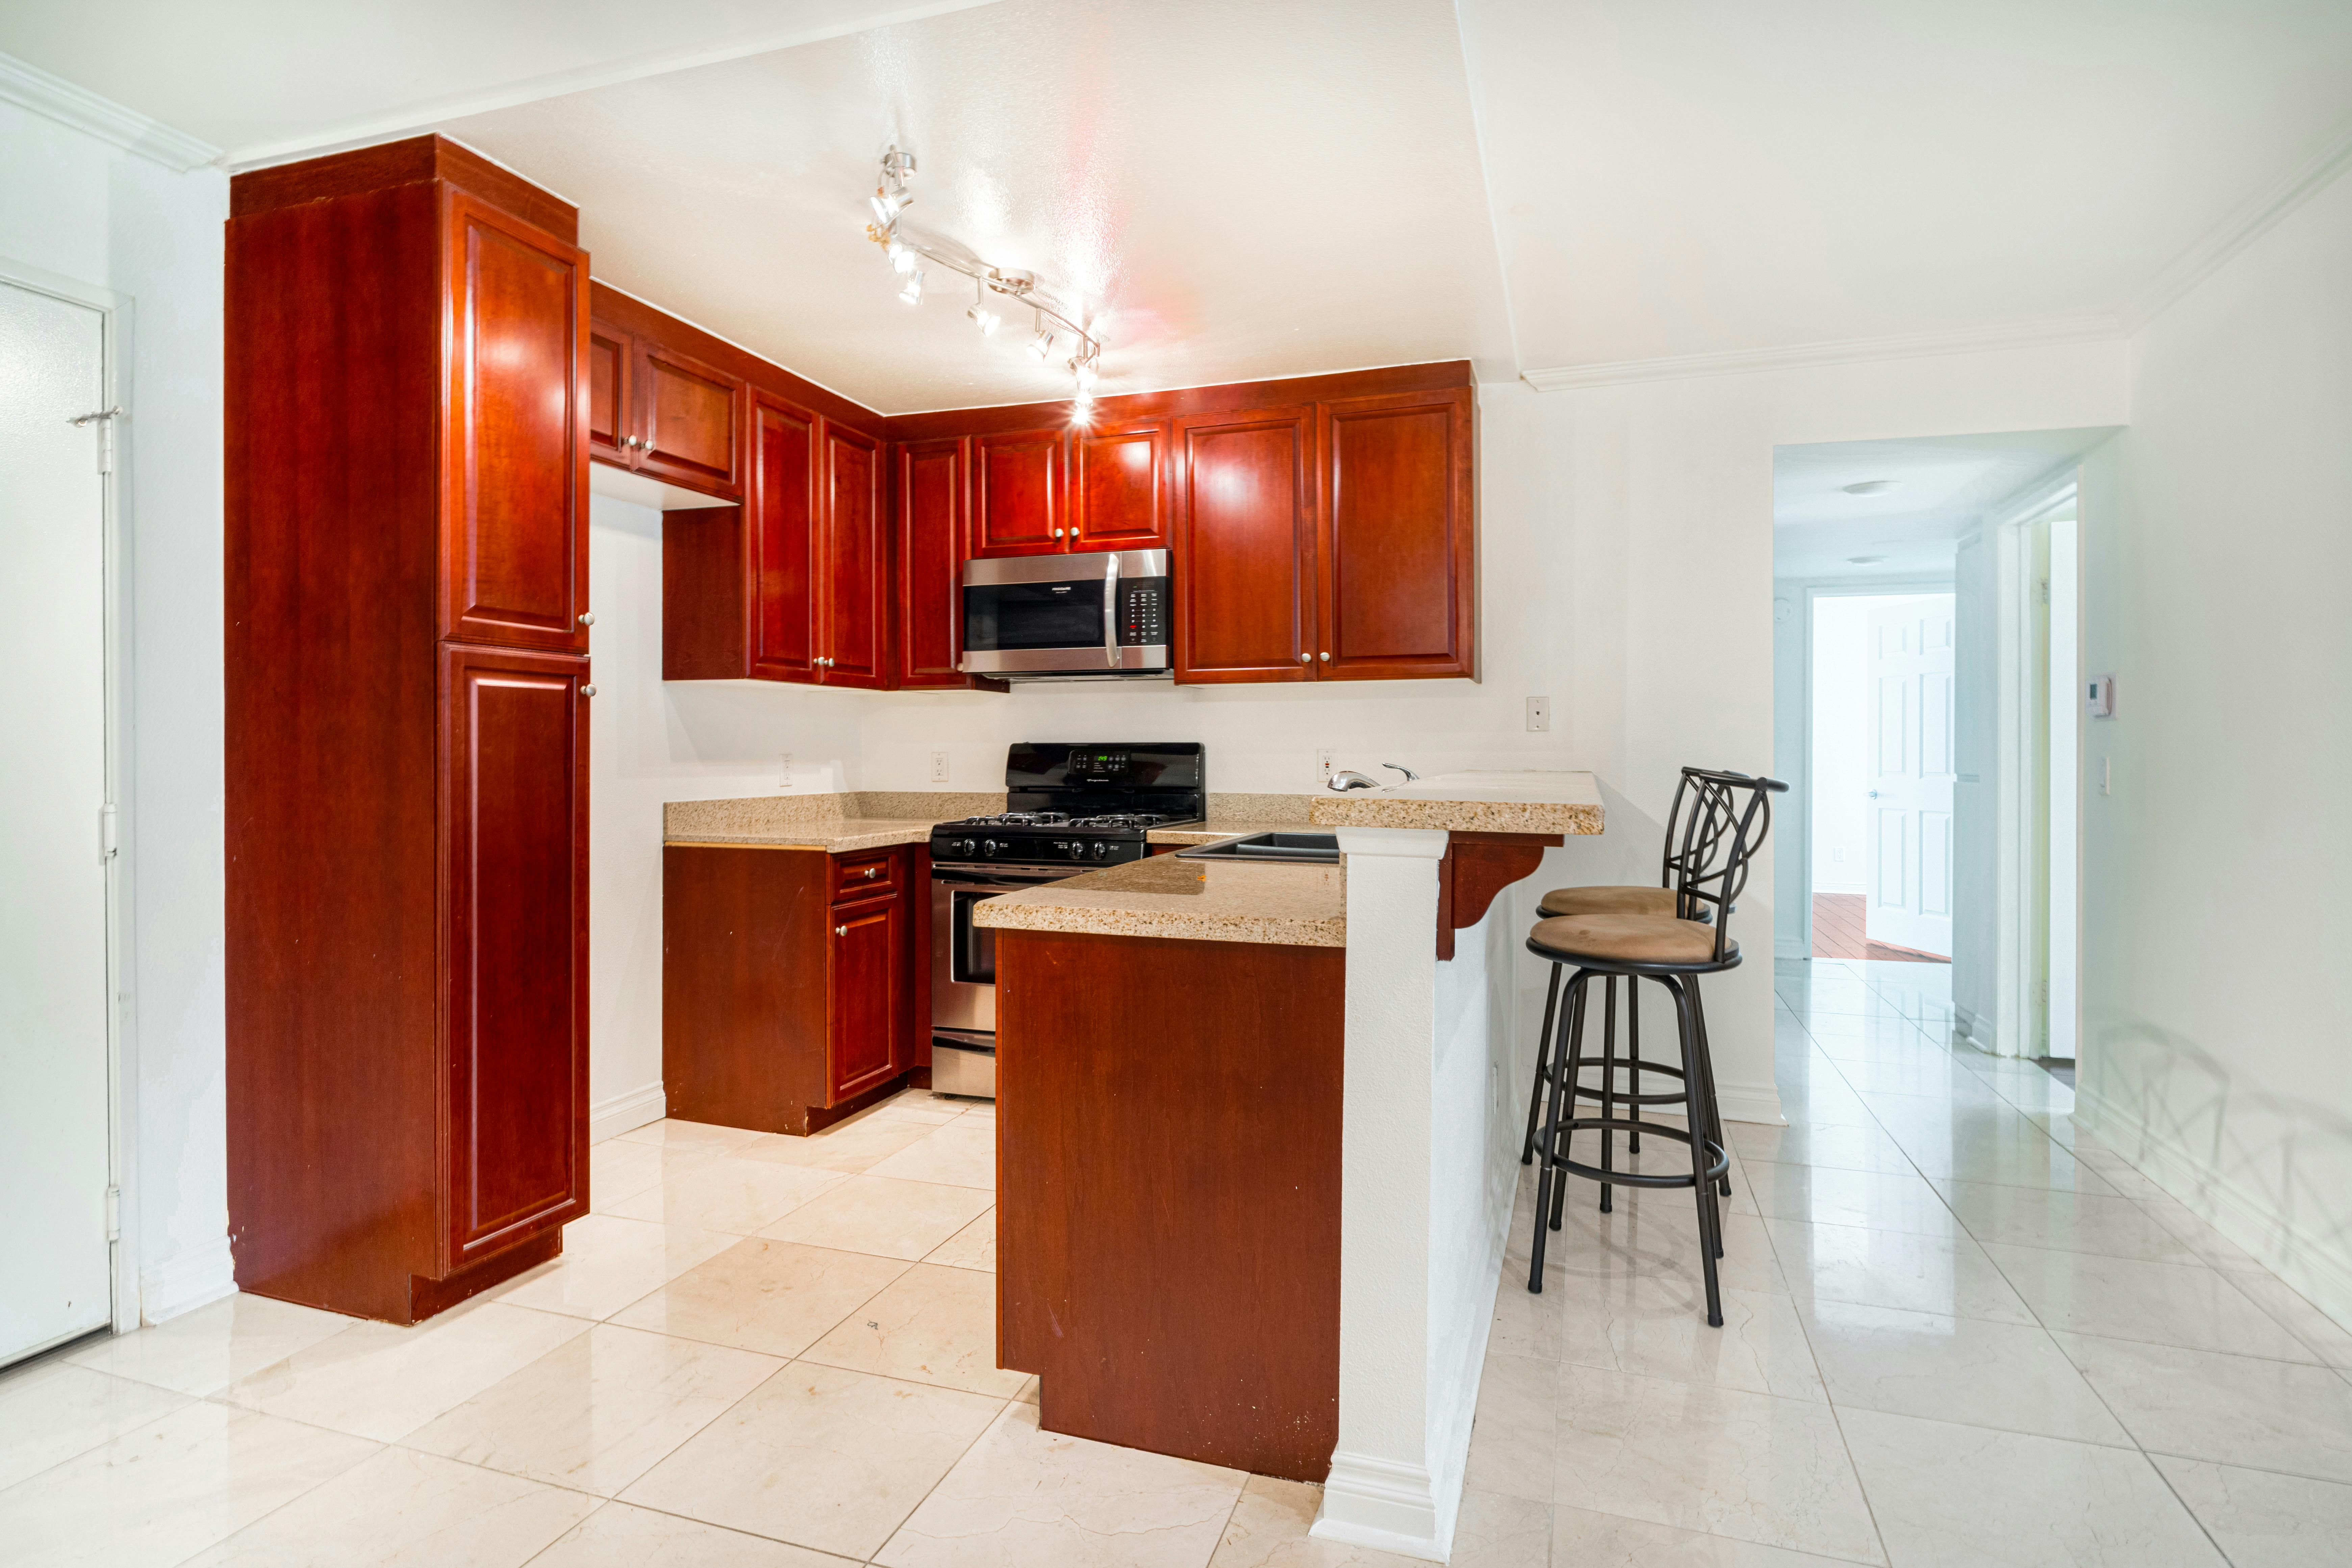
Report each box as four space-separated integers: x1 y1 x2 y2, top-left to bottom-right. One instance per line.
1103 551 1120 668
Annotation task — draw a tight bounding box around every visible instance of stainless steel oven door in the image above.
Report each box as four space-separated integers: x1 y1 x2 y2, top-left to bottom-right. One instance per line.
930 865 1071 1035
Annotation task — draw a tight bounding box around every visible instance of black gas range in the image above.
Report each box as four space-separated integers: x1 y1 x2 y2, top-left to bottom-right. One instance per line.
928 742 1206 871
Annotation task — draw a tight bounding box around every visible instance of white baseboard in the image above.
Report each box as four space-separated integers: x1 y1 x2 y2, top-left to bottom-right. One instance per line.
2076 1087 2352 1336
140 1236 237 1325
591 1082 666 1143
1715 1077 1787 1127
1313 1451 1447 1563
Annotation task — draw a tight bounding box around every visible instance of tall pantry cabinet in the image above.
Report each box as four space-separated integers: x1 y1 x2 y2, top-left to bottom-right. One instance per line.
226 137 591 1323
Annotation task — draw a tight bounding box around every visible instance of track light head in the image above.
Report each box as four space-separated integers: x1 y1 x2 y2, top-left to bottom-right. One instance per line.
899 270 924 305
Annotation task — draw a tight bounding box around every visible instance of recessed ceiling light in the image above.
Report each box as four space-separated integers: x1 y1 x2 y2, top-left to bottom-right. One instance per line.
1847 555 1889 564
1842 479 1901 496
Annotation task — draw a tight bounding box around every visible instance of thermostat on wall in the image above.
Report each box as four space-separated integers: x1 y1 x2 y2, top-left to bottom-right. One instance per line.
2087 674 2116 719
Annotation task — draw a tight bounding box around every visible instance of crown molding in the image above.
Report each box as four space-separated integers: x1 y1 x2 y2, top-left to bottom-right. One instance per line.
2123 117 2352 332
0 51 218 172
1520 315 2124 393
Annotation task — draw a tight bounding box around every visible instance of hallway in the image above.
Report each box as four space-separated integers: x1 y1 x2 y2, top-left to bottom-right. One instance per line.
1462 955 2352 1565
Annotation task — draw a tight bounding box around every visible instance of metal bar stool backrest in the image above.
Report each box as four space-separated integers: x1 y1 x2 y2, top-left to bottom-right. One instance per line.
1668 768 1789 965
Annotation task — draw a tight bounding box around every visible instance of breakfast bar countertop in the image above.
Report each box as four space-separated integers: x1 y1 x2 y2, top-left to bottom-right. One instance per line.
1307 769 1605 835
971 853 1346 947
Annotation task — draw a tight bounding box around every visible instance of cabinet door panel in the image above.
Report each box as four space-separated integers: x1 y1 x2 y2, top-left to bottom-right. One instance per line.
587 322 630 466
822 422 887 688
636 345 743 497
441 193 587 653
1320 389 1474 680
828 893 903 1104
1073 420 1168 550
1172 406 1315 683
441 645 587 1270
971 429 1065 556
896 437 968 687
750 395 818 682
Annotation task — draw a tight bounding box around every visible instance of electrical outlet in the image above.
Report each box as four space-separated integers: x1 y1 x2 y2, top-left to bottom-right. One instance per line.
1525 696 1551 733
1316 747 1336 783
780 752 792 789
930 750 950 785
1831 848 1845 863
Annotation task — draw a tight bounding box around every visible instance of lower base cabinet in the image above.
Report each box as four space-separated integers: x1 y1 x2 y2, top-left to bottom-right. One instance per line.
662 843 928 1134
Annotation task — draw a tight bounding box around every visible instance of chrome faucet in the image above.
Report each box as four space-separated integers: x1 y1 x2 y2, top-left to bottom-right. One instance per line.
1383 763 1420 782
1326 769 1382 791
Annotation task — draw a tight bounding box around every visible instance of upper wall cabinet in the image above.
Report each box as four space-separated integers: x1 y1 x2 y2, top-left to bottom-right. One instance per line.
1073 419 1169 551
589 320 746 502
1172 406 1317 683
895 437 970 689
1317 387 1474 681
748 392 819 684
971 428 1067 556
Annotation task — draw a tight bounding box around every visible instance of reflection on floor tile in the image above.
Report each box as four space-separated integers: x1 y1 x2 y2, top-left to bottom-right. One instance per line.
1797 1300 2129 1444
760 1175 994 1261
2052 1333 2352 1482
59 1293 351 1399
178 1444 598 1567
877 1402 1244 1568
1839 1408 2224 1566
0 1360 194 1490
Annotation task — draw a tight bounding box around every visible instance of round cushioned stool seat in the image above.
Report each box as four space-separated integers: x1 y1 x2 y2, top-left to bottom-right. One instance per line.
1534 884 1680 919
1529 914 1732 966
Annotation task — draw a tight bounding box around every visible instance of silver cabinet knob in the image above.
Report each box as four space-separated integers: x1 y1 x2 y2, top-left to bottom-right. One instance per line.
834 924 848 936
1320 651 1330 661
1298 652 1310 664
580 685 597 697
864 865 879 878
578 612 595 627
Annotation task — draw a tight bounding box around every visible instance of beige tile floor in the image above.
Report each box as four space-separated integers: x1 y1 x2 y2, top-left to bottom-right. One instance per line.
6 959 2350 1566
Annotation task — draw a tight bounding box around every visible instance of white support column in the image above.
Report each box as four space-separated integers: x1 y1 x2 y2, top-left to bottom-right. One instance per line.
1313 826 1455 1562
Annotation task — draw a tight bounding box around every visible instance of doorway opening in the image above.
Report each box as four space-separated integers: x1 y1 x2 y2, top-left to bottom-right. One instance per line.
1772 429 2110 1066
1810 592 1955 964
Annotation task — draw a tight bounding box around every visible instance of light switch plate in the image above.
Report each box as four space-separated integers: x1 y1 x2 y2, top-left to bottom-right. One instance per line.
1525 696 1551 733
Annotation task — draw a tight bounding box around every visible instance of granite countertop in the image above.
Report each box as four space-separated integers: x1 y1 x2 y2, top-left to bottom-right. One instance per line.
663 791 1004 851
972 854 1346 948
1307 770 1605 836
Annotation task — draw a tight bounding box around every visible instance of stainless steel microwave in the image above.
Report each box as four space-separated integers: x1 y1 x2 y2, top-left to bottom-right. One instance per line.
959 549 1172 680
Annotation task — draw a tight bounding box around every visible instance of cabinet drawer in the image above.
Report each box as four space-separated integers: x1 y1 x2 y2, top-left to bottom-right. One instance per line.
830 849 901 902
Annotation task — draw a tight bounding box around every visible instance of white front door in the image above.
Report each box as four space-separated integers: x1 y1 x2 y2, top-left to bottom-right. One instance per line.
0 279 115 1365
1865 596 1956 956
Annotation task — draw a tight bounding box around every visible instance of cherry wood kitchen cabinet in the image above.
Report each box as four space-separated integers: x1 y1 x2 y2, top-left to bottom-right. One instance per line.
1317 385 1475 680
662 844 929 1134
895 437 970 688
748 391 820 682
821 422 889 687
588 320 747 501
970 427 1068 556
1171 404 1318 683
1072 418 1170 551
226 135 589 1324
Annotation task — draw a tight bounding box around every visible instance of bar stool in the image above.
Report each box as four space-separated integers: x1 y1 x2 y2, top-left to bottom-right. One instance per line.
1521 769 1784 1326
1518 769 1722 1171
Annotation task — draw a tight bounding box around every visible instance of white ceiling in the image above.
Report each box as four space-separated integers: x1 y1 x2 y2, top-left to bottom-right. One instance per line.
0 1 1004 166
1773 430 2111 581
437 0 1513 412
9 1 2352 409
1456 0 2352 372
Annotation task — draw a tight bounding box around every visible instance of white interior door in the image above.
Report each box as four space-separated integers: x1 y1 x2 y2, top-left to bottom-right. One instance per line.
0 279 114 1365
1865 596 1956 956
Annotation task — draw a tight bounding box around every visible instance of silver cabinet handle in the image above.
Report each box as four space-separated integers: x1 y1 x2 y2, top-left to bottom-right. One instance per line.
835 924 848 936
580 685 597 697
1867 790 1879 798
863 865 879 878
1298 652 1310 664
578 611 595 627
1320 651 1330 661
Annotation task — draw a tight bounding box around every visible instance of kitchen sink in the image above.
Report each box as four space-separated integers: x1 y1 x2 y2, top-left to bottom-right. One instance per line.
1174 831 1341 864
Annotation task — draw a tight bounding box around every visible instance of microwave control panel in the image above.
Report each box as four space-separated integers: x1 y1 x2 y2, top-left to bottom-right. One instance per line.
1117 577 1170 647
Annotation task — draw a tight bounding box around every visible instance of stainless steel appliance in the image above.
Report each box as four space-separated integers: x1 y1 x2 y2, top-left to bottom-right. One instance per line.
928 742 1207 1097
959 549 1172 680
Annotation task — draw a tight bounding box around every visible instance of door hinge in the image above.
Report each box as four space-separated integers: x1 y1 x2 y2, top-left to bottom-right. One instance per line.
105 1186 121 1241
73 406 121 473
100 804 118 861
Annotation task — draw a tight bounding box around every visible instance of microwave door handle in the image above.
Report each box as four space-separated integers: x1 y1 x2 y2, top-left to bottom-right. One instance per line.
1103 552 1120 668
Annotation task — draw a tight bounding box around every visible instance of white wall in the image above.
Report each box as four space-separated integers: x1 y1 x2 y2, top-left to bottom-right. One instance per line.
1 93 230 1322
2078 166 2352 1324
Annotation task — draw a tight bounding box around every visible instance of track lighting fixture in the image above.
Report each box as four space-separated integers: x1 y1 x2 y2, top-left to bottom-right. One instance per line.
860 147 1107 404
